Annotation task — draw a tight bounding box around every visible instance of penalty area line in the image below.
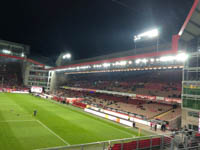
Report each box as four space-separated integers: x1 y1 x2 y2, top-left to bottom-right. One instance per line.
36 120 70 147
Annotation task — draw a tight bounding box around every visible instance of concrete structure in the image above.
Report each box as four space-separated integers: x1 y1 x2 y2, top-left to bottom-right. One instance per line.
182 52 200 131
0 40 30 57
180 0 200 131
23 63 52 92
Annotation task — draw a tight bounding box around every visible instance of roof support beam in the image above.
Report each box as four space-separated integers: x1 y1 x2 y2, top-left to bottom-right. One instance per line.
190 20 200 29
184 29 197 38
196 8 200 14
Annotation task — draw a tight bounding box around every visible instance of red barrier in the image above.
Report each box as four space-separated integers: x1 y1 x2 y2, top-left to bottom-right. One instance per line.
72 102 86 109
112 137 162 150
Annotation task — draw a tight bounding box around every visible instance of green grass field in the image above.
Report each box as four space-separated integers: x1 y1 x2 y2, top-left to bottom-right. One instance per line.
0 93 151 150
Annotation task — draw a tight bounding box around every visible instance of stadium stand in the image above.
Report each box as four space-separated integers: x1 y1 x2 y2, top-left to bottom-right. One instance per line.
0 59 23 88
54 88 181 129
65 70 182 98
0 56 30 93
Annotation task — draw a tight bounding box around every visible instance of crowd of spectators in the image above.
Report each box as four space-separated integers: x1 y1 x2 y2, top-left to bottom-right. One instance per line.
0 62 25 90
65 70 182 98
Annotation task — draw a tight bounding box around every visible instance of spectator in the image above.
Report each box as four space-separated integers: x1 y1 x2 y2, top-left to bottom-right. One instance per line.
154 124 157 131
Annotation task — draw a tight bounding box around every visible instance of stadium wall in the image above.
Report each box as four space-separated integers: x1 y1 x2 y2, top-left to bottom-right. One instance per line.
168 116 181 129
49 72 70 92
182 109 199 131
22 61 31 86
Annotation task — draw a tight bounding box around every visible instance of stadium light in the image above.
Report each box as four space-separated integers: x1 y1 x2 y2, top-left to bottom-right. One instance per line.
21 53 24 57
176 53 189 62
150 58 155 62
128 61 132 64
103 63 111 68
141 58 148 63
2 49 11 54
134 29 159 41
156 58 160 62
119 61 127 66
159 53 188 62
63 53 71 59
160 56 175 62
135 59 141 64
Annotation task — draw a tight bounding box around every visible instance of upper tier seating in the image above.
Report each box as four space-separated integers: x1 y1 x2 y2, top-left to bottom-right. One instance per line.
64 70 182 98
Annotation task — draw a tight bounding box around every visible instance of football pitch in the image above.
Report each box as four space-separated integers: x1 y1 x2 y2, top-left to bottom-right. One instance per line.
0 93 151 150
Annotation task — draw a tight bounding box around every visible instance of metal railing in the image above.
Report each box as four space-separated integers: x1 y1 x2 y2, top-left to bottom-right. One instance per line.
37 131 200 150
39 134 171 150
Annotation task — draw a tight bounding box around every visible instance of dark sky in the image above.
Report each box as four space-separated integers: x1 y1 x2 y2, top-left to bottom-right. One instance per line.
0 0 194 61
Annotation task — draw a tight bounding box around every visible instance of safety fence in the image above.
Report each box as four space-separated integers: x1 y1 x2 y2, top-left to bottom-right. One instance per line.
38 131 200 150
39 134 172 150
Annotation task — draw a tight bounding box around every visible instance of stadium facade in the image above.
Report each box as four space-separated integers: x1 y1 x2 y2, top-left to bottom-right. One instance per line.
182 52 200 131
179 0 200 132
0 39 29 57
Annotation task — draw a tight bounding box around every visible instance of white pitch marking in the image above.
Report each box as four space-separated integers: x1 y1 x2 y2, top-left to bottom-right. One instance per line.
36 120 70 146
0 120 35 123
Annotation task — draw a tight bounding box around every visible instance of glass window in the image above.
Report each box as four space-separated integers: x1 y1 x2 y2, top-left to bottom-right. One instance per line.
193 125 199 131
183 98 200 110
188 56 198 68
188 124 192 129
188 111 199 118
183 87 200 95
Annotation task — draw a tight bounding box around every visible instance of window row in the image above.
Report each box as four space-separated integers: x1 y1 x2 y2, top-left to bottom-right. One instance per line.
183 98 200 110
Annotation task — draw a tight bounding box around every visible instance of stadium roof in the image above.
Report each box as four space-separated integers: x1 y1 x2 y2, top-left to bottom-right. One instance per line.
179 0 200 41
51 34 179 71
50 0 199 71
0 53 45 67
1 1 199 71
0 39 30 55
57 43 171 66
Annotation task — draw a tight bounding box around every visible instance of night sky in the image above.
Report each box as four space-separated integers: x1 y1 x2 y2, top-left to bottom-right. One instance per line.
0 0 194 61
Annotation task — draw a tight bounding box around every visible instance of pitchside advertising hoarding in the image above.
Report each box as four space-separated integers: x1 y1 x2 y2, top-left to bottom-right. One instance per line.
31 86 43 93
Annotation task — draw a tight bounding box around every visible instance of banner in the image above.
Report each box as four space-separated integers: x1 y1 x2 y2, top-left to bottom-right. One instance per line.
31 86 43 93
164 97 181 103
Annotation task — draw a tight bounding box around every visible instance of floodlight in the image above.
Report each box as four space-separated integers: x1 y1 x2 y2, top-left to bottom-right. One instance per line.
119 61 127 66
156 58 160 62
134 29 159 41
103 63 110 67
141 58 148 63
2 49 11 54
135 59 141 64
150 58 155 62
160 56 175 62
63 53 71 59
21 53 24 57
176 53 188 62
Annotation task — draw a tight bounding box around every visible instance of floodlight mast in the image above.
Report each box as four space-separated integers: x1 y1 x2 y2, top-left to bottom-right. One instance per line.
63 53 71 59
56 52 72 66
